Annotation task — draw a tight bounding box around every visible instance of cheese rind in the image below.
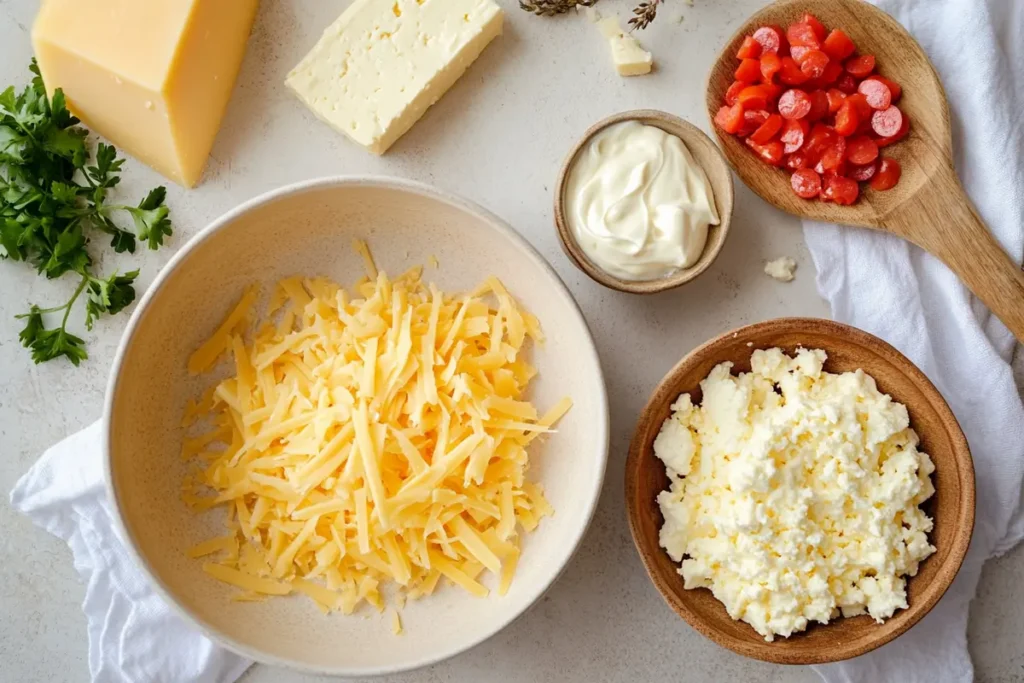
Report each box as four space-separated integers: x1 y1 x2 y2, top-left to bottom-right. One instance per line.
285 0 504 154
32 0 258 187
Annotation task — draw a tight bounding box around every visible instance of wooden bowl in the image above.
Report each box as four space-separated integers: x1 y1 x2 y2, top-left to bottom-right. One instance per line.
104 177 610 675
625 318 975 664
554 110 734 294
705 0 1024 341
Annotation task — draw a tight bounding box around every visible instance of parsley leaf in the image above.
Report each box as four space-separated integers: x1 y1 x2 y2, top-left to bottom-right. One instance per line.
16 304 44 347
1 60 174 365
24 324 89 366
126 186 172 250
108 228 137 254
85 269 138 329
16 276 89 366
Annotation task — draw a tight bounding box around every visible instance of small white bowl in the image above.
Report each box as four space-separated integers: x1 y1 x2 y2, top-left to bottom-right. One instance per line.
103 177 609 676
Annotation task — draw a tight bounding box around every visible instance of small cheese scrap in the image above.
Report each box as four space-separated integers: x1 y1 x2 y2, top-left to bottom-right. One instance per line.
286 0 504 154
764 256 797 282
593 15 653 76
182 242 570 619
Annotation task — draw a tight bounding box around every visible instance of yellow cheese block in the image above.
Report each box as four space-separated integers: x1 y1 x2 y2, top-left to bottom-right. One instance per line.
32 0 259 187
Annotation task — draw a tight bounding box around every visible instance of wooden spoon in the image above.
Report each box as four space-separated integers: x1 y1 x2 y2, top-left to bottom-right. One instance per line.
706 0 1024 340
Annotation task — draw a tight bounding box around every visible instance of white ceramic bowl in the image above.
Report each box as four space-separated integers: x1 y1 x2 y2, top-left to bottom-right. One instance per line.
103 177 609 676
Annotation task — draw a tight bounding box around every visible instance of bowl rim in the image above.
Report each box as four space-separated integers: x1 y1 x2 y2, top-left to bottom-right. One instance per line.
624 317 975 664
102 175 610 677
553 109 735 295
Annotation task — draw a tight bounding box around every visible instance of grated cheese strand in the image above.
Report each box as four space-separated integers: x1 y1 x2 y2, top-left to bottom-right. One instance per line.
182 244 571 620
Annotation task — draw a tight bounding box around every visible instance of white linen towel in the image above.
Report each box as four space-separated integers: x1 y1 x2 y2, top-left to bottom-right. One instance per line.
8 1 1023 682
9 423 253 683
807 0 1024 680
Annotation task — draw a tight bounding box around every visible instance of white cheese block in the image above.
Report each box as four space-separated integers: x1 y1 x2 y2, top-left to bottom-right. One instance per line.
597 17 653 76
286 0 504 154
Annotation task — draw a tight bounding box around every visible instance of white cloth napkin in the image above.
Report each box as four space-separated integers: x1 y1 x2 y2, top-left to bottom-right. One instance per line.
806 0 1024 681
9 423 253 683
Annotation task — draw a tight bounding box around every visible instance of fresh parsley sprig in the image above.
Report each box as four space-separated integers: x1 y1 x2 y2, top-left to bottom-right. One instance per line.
1 61 173 365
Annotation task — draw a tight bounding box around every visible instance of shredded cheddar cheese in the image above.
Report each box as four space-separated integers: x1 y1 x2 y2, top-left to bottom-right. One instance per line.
182 241 571 618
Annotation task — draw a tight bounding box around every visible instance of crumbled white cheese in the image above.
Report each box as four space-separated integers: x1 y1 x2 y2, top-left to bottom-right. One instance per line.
764 256 797 282
654 348 936 641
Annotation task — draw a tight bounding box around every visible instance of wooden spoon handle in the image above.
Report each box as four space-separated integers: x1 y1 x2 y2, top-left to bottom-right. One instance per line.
899 187 1024 341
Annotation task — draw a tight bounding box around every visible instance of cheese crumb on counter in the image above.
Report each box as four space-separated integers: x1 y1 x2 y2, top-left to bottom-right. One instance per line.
286 0 504 154
654 348 936 641
581 7 652 76
181 242 571 617
764 256 797 282
597 18 653 76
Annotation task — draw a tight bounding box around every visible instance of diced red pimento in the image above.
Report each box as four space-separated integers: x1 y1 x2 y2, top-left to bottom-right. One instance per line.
803 123 836 160
870 158 901 190
826 88 847 113
819 135 847 170
876 114 910 146
714 103 745 134
824 176 860 205
752 25 787 54
857 78 892 110
836 74 858 94
817 60 844 87
785 150 814 170
848 161 878 182
780 119 809 153
791 168 822 198
801 13 828 42
779 57 809 85
790 45 813 63
737 35 762 60
760 52 782 83
778 89 812 119
807 90 830 121
746 138 785 166
736 58 763 82
822 29 856 61
725 81 746 105
865 75 901 101
750 113 784 144
787 22 821 49
737 109 771 137
845 54 876 78
834 99 860 136
846 135 879 165
718 15 909 204
737 84 781 110
799 50 830 79
871 105 904 137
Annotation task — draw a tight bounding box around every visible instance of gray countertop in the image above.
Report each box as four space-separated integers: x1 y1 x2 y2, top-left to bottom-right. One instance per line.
1 0 1022 681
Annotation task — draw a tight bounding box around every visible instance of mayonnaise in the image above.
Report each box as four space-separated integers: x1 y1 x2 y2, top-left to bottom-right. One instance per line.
565 120 720 281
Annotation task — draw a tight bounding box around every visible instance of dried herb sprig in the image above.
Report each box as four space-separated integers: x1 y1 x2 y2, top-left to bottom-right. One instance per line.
519 0 598 17
629 0 663 30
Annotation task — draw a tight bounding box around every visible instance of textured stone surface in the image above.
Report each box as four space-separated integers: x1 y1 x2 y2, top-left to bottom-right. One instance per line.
1 0 1022 681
